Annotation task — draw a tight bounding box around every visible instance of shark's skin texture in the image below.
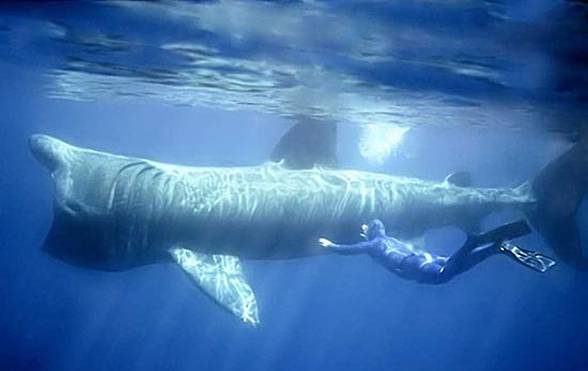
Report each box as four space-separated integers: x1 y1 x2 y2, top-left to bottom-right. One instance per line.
30 134 535 271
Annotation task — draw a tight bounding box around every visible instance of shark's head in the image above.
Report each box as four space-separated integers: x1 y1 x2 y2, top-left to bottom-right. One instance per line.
29 134 70 172
30 135 144 271
361 219 386 240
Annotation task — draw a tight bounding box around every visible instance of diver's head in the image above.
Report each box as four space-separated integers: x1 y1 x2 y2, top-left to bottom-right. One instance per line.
360 219 386 240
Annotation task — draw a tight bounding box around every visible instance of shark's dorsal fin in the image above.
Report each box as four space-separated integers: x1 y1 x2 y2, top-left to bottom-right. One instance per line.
270 120 337 169
444 171 472 187
168 247 259 326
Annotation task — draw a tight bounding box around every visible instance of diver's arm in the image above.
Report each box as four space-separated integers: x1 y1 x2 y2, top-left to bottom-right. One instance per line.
318 238 375 255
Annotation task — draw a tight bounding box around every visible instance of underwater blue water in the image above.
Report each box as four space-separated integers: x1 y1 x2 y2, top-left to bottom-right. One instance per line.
2 2 588 371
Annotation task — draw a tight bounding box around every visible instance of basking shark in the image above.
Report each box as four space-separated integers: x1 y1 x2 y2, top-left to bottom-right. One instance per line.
29 123 588 325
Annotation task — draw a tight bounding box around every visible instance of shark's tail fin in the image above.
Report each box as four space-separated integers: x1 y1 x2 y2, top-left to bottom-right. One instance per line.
529 141 588 270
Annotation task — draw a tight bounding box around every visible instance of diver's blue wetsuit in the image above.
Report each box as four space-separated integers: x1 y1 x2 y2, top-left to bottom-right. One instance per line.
322 219 554 284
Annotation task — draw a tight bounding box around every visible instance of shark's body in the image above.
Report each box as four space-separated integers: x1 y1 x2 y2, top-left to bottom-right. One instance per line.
29 127 588 325
30 134 533 264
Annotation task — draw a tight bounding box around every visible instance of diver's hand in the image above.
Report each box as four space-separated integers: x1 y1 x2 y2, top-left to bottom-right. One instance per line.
318 238 334 248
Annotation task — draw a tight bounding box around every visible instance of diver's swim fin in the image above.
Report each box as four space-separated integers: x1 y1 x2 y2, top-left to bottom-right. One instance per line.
468 220 531 247
499 241 556 273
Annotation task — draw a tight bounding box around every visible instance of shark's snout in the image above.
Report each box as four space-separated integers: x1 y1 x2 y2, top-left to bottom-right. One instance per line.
29 134 52 152
29 134 68 171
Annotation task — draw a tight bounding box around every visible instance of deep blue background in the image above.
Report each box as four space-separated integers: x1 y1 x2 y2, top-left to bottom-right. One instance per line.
2 2 588 370
2 58 588 371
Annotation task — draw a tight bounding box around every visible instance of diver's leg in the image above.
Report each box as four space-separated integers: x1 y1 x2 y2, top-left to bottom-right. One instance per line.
468 220 531 246
443 240 557 277
452 244 502 275
440 220 534 280
439 242 500 281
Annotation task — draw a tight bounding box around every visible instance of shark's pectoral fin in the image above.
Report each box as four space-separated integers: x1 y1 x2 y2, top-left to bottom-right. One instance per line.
168 247 260 326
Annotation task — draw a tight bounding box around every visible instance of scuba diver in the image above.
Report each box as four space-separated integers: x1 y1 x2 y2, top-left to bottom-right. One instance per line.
319 219 555 284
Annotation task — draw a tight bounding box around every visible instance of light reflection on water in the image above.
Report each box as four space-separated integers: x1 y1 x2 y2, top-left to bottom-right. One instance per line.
0 0 586 134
